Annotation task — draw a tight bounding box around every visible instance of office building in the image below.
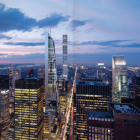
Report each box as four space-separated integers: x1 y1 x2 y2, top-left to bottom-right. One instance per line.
14 78 44 140
82 78 103 82
38 68 45 108
28 69 34 77
135 74 140 85
97 70 102 79
112 55 128 103
121 97 134 104
108 102 140 140
38 69 45 79
108 70 112 99
129 83 136 98
45 33 57 117
134 96 140 109
0 75 9 90
60 92 68 114
134 74 140 96
43 112 51 140
9 68 21 89
58 76 70 93
73 81 110 140
62 35 68 81
0 90 10 137
87 111 114 140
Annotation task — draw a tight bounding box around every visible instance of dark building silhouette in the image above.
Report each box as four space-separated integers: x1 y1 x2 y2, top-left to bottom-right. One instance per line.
134 96 140 109
135 75 140 85
0 75 9 90
129 83 136 98
131 75 140 97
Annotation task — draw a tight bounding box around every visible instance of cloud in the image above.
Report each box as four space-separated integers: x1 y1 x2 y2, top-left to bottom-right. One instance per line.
0 53 8 56
4 39 140 49
0 34 12 40
0 3 36 32
0 3 70 32
69 20 87 31
4 42 45 47
122 43 140 48
70 40 140 48
71 40 129 46
37 13 70 28
4 39 61 47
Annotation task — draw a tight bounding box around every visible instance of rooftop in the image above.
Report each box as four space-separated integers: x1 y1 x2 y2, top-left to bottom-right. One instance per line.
1 89 9 94
113 55 126 65
17 77 40 81
44 111 51 116
109 102 140 115
77 81 108 86
87 110 113 119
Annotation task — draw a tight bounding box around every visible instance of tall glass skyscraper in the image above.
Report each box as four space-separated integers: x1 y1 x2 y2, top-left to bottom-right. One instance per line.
112 55 128 103
45 32 57 117
62 35 68 81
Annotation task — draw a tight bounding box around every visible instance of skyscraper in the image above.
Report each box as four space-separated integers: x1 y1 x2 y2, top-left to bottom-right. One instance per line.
0 90 10 137
112 55 128 103
74 81 110 140
14 78 44 140
38 68 45 108
97 70 102 79
62 35 68 81
43 112 51 140
108 102 140 140
9 68 21 89
87 110 114 140
45 32 57 117
0 75 9 90
28 69 34 77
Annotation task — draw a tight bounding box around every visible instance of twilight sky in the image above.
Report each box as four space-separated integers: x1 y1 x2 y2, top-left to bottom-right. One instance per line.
0 0 140 64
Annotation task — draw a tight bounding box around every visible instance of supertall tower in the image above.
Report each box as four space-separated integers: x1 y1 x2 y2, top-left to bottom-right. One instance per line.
112 55 128 103
45 32 57 117
62 35 68 81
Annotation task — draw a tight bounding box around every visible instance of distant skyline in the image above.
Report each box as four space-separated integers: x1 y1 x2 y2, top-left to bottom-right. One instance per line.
0 0 140 64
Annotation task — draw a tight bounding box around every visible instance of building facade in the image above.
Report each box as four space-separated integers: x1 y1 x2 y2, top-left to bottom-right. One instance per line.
9 68 21 89
129 83 136 98
14 78 44 140
87 111 114 140
0 90 10 137
73 81 110 140
108 102 140 140
112 55 128 103
62 35 68 81
0 75 9 90
43 112 51 140
97 70 102 79
45 32 57 117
